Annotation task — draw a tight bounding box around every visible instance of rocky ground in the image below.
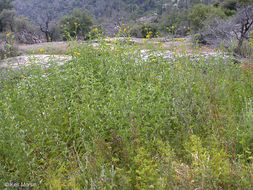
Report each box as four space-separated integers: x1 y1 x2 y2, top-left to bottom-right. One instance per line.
0 37 234 70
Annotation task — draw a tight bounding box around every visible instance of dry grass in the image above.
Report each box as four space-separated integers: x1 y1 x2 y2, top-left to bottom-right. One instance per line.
17 42 70 55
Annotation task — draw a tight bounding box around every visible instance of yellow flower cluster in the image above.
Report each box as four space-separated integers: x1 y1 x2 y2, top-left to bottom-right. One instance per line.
183 26 191 30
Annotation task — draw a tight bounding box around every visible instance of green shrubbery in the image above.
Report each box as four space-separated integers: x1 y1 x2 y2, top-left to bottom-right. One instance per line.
189 4 227 31
60 9 93 40
0 32 18 59
129 23 158 38
0 36 252 189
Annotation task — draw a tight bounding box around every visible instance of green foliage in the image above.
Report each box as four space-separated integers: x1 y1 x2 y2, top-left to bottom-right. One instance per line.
129 23 158 38
185 135 232 188
140 24 158 38
0 0 14 32
0 0 13 12
189 4 227 31
222 0 238 10
0 33 253 189
60 9 93 40
221 0 237 16
158 8 190 35
0 9 16 32
14 0 160 24
0 32 18 59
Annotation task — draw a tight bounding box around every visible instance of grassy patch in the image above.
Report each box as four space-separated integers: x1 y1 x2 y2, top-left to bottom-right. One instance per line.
17 42 69 55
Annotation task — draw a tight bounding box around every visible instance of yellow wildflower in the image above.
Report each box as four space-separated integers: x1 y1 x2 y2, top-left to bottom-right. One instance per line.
122 24 125 26
119 29 122 32
74 22 78 25
107 37 111 40
6 33 10 37
152 58 156 62
184 26 186 29
129 37 132 40
174 51 178 55
94 28 98 32
39 49 44 53
187 27 190 30
181 43 184 46
124 28 127 32
149 31 153 34
146 34 150 39
74 52 80 55
171 26 175 29
178 66 182 70
142 39 146 42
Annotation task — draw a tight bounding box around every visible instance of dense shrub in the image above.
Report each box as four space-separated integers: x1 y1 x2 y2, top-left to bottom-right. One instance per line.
60 9 93 40
158 8 189 36
0 9 16 32
129 23 158 38
222 0 237 10
0 33 18 59
189 4 227 31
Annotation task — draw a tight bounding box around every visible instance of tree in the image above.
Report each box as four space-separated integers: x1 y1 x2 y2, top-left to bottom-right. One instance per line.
233 6 253 49
189 4 227 31
60 9 93 40
39 13 54 42
0 0 13 12
0 9 15 32
0 0 14 32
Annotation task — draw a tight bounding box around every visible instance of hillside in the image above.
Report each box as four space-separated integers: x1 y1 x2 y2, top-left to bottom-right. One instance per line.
13 0 161 24
14 0 222 24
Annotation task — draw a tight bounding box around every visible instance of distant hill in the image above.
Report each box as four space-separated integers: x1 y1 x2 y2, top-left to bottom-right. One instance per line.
13 0 162 24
